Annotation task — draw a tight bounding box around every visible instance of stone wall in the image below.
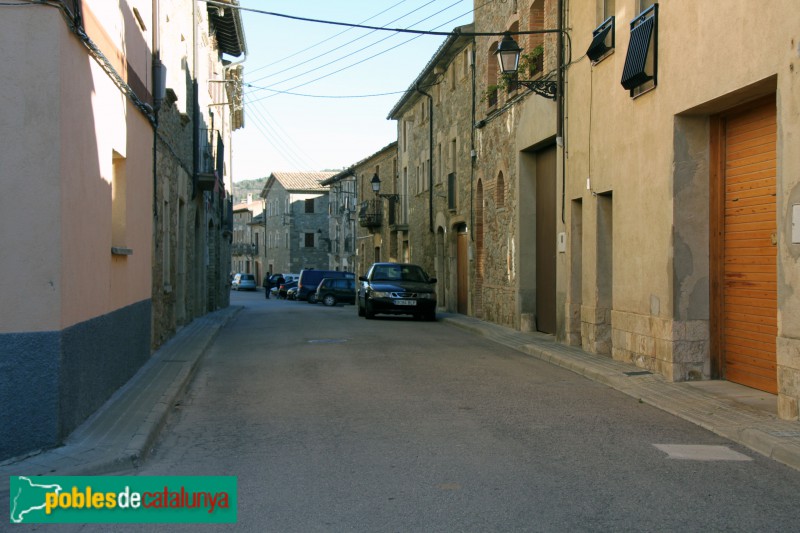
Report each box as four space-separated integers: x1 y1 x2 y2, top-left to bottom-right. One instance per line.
354 145 400 275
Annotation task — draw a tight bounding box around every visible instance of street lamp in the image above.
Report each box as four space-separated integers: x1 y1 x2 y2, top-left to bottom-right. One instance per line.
370 173 399 201
495 32 557 100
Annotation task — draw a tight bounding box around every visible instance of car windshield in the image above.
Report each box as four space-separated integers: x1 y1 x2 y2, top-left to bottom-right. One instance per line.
242 275 254 280
372 265 427 282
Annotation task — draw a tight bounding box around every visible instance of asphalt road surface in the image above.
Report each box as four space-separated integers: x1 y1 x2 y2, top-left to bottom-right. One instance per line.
43 290 800 532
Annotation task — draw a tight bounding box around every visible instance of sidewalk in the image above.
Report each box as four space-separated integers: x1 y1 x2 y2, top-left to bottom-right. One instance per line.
439 312 800 472
0 306 241 478
3 305 799 478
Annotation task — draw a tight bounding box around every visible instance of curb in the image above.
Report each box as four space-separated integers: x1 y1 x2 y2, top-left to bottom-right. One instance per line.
0 306 241 478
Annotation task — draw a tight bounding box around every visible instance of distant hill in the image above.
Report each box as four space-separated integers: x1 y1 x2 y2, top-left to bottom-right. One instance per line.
231 178 267 204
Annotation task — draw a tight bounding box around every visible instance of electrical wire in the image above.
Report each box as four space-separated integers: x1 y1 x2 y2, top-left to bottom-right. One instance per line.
242 84 412 99
246 97 320 168
208 0 511 37
245 7 473 104
248 0 426 79
243 96 319 171
251 0 463 89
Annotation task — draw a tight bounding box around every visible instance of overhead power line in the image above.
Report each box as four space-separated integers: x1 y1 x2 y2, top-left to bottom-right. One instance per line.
244 6 475 105
251 0 463 89
248 0 421 77
204 0 561 37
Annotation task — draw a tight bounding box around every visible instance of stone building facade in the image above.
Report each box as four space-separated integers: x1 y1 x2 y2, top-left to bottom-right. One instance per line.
388 26 476 314
260 172 335 276
352 144 401 277
150 0 245 349
321 168 361 273
472 0 562 333
231 199 260 276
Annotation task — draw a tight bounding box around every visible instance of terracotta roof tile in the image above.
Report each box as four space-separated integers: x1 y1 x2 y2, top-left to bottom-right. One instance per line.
271 172 337 191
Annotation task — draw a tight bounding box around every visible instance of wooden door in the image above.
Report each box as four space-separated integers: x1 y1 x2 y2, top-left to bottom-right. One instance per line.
457 230 469 314
536 146 557 334
711 97 777 393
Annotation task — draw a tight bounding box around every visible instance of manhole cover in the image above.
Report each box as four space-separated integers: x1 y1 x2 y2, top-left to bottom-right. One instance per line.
307 339 348 344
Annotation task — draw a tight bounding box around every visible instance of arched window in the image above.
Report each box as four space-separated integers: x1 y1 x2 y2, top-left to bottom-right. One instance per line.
487 41 499 107
506 21 519 92
528 0 545 79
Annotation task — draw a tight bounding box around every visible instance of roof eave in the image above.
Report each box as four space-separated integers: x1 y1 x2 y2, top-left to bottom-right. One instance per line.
387 23 474 120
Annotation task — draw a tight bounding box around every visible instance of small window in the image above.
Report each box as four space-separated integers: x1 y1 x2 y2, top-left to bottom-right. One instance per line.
305 198 314 213
304 232 315 247
587 16 615 62
496 171 505 208
447 173 457 211
621 4 658 95
598 0 615 22
111 151 127 250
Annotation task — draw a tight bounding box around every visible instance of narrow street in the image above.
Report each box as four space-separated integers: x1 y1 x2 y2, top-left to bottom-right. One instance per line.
62 291 800 532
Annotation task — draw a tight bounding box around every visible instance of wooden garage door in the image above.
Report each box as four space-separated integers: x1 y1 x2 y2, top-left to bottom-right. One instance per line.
716 98 777 393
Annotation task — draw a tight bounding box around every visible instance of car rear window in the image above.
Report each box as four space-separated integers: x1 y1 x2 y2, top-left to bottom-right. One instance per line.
242 274 254 280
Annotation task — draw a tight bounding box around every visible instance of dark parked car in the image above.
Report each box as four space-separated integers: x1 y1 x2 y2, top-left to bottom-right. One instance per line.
285 286 299 300
357 262 437 320
297 269 355 303
315 278 357 306
277 280 297 299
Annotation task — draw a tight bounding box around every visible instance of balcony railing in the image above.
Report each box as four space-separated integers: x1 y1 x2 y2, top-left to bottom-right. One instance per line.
358 199 383 229
232 242 258 256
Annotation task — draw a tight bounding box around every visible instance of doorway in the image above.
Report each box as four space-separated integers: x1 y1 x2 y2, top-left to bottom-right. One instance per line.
711 96 778 393
457 226 469 314
535 145 557 334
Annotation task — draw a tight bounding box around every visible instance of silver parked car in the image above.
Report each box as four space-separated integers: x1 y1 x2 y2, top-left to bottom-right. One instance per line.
232 273 257 291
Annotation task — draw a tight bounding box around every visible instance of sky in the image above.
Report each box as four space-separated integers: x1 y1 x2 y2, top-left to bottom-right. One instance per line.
231 0 475 182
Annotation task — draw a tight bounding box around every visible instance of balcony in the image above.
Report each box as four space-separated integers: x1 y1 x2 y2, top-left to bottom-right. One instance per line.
232 242 258 256
358 199 383 229
198 129 224 191
388 195 408 230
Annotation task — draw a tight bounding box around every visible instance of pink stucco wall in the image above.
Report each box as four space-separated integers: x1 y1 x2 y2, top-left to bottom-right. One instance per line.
0 3 152 334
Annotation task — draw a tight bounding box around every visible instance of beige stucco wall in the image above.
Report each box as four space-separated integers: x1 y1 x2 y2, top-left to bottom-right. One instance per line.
564 1 800 410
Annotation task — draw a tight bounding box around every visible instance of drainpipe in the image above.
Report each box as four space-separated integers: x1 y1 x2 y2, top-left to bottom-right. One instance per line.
152 0 161 222
192 0 199 200
415 84 433 233
558 0 566 224
470 43 476 242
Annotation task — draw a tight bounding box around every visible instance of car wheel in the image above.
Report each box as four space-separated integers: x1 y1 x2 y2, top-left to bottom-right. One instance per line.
365 300 375 319
323 294 337 307
425 310 436 321
308 294 317 304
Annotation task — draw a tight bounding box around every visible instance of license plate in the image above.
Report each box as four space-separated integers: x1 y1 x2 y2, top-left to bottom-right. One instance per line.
395 299 416 306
